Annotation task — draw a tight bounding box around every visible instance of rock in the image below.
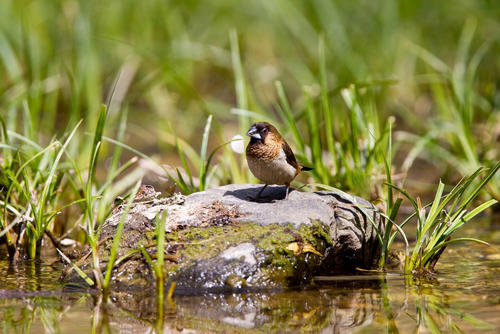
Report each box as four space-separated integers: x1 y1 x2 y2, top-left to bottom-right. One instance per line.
61 184 384 293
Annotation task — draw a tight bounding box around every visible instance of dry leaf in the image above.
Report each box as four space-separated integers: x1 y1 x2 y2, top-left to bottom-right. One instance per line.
287 242 322 256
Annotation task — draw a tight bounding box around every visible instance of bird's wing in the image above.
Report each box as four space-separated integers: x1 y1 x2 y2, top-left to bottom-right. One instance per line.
282 141 299 169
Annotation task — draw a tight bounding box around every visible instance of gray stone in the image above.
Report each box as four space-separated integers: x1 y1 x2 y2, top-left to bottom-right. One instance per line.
62 184 384 292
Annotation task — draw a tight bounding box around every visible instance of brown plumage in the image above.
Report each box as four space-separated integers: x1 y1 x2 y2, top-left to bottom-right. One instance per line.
245 122 312 200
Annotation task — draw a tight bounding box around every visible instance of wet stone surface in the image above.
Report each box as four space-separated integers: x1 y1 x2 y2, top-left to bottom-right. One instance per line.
61 184 384 293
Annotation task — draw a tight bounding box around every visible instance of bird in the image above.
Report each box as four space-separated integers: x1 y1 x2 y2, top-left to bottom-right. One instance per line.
245 122 312 200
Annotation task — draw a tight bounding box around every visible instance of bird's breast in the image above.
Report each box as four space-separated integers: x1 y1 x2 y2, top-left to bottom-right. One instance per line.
246 150 297 185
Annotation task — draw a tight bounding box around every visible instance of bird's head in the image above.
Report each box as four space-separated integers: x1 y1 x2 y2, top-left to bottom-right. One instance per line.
247 122 278 144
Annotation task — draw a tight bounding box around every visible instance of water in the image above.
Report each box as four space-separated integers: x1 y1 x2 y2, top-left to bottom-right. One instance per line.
1 222 499 333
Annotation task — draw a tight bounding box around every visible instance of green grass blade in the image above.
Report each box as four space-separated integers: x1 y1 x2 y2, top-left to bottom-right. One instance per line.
102 136 187 193
386 183 420 225
37 120 82 239
170 122 194 188
463 199 498 221
7 131 43 151
57 248 95 286
422 237 489 267
455 161 500 216
230 29 251 133
204 138 241 180
420 181 445 237
44 198 88 224
319 34 335 161
97 157 138 195
103 179 141 291
4 142 58 216
406 41 449 73
0 216 24 239
155 211 167 274
275 81 304 153
86 105 108 195
199 114 213 190
108 107 128 180
176 168 191 194
380 212 410 257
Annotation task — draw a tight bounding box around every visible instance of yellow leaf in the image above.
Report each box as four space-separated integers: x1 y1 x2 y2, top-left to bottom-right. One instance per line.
287 242 322 256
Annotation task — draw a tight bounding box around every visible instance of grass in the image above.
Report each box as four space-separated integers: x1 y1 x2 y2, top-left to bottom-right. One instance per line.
389 163 499 275
102 179 142 292
397 19 500 202
0 116 83 259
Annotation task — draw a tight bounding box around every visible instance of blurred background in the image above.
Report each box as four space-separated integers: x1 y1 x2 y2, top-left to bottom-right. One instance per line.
1 0 500 198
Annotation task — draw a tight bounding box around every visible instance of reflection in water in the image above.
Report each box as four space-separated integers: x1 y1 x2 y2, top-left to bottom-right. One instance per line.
1 223 499 333
375 279 495 334
2 274 498 333
108 279 382 332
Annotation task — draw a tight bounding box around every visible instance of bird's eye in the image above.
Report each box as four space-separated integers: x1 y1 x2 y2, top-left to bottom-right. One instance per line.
262 128 268 134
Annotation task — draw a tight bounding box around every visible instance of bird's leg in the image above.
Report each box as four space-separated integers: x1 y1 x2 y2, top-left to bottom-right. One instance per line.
285 183 290 200
248 184 268 202
256 184 268 200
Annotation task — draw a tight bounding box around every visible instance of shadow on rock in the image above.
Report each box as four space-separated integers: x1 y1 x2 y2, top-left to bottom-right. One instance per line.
223 185 293 202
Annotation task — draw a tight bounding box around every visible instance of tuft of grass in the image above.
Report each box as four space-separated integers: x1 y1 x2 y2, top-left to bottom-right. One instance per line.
1 119 81 259
0 96 142 262
388 162 500 275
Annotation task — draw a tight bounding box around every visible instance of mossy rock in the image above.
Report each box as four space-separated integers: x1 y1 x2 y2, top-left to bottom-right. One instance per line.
61 184 383 293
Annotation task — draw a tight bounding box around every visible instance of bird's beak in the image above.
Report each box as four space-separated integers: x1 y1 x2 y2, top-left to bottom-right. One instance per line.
247 126 261 140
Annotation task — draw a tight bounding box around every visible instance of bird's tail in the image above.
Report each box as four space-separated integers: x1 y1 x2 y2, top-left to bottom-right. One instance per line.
301 165 313 171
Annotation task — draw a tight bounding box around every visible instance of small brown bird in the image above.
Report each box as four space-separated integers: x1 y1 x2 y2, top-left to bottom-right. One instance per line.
245 122 312 200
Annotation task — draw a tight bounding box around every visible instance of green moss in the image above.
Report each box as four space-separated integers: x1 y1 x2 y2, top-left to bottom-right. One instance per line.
162 221 333 286
70 220 334 289
144 231 156 242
